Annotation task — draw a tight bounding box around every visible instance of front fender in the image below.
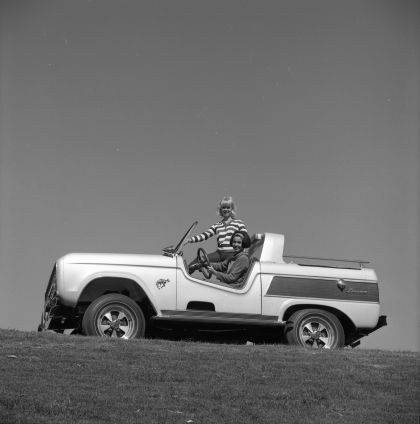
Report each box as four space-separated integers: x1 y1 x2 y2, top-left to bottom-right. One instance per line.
60 270 161 314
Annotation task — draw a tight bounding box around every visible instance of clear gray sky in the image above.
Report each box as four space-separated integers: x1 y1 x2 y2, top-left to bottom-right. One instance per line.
0 0 418 350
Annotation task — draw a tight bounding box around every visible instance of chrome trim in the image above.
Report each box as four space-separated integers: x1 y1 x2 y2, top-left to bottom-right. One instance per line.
284 255 369 270
152 310 286 326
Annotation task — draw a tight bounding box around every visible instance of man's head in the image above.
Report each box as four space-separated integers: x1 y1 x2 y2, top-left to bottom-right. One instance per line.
230 231 251 251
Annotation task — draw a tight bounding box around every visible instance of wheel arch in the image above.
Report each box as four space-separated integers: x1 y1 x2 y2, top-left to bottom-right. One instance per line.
77 276 157 319
283 304 356 343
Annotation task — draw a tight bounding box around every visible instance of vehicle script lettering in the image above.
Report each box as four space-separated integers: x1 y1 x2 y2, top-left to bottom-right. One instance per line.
344 288 368 294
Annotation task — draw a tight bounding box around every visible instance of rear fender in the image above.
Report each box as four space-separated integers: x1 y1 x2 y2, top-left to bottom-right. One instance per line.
280 299 357 336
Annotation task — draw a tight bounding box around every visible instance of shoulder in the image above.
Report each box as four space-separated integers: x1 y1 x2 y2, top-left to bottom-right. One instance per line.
231 219 246 229
210 221 224 227
236 252 250 264
212 221 224 229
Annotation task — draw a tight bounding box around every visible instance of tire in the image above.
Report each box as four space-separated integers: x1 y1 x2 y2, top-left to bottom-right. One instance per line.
82 293 145 339
286 309 344 349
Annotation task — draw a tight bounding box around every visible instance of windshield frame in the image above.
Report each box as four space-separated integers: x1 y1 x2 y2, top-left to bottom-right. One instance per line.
162 221 198 257
174 220 198 254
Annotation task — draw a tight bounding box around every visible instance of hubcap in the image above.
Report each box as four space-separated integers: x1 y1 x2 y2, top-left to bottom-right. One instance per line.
97 307 136 339
300 320 333 349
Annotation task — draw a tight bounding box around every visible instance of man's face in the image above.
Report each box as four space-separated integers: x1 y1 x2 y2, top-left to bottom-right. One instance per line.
232 236 243 251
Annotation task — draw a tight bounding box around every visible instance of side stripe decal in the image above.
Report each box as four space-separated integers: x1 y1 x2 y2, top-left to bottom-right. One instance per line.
265 276 379 302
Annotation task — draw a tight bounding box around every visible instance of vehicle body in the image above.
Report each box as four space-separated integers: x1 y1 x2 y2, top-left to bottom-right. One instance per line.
39 222 386 348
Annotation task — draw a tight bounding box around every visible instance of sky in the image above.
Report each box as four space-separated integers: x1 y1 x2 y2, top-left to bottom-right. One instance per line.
0 0 418 351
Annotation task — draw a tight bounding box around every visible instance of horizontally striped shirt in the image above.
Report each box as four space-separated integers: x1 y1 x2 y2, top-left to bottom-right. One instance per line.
189 219 247 252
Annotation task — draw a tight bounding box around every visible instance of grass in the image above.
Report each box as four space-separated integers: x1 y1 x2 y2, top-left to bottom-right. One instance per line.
0 329 418 424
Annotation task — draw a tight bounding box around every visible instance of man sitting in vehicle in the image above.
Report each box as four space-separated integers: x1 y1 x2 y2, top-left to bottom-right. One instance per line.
206 231 251 286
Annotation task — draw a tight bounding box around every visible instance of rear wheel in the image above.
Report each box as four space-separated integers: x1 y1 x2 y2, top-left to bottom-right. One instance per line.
82 294 145 339
286 309 344 349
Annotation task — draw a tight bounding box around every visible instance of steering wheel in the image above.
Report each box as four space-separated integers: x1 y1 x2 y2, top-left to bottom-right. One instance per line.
197 248 211 279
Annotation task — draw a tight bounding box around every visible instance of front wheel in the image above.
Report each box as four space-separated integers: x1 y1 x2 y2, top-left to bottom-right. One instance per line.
82 294 145 339
286 309 344 349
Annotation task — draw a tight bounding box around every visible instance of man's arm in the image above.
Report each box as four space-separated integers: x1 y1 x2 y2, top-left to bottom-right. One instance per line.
211 256 249 284
210 259 228 272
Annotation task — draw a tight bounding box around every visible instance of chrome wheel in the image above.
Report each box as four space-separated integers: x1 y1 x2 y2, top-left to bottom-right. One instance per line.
299 317 335 349
97 306 137 339
82 294 145 339
286 309 345 349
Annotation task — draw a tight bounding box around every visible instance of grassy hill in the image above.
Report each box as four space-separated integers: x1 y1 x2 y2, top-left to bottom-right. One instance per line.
0 329 418 424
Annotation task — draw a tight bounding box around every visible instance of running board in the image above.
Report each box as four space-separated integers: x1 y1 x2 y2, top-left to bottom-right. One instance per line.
152 310 287 327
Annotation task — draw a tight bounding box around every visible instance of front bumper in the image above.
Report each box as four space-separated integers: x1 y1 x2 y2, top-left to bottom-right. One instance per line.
39 299 80 333
38 264 80 333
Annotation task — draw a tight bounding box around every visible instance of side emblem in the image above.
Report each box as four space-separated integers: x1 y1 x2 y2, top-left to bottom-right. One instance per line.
337 280 346 291
156 278 170 290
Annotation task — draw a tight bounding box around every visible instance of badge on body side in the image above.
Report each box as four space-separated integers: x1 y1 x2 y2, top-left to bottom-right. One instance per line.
156 278 170 289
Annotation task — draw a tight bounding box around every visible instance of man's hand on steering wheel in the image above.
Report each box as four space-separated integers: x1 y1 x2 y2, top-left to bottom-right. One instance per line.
206 265 215 275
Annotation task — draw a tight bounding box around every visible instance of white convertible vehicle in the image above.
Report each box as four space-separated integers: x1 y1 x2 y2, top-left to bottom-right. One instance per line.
39 222 386 349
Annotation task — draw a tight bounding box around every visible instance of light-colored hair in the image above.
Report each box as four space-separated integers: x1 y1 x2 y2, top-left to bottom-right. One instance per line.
218 196 237 218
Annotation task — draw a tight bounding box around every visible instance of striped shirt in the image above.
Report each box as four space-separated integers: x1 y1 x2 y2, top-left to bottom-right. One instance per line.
190 219 247 252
